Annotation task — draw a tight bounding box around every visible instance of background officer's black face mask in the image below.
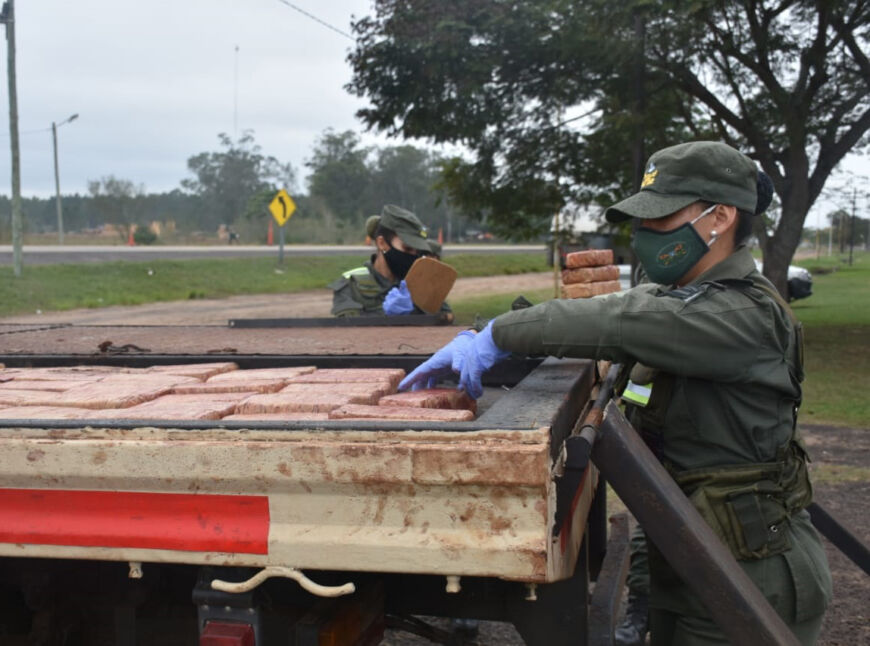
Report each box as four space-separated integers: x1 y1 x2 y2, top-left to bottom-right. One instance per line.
383 243 418 279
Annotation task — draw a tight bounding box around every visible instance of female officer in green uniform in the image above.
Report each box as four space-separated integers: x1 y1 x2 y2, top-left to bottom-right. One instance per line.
330 204 433 317
400 141 831 645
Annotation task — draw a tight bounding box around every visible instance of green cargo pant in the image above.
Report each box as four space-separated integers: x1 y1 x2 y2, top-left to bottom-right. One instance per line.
629 512 830 646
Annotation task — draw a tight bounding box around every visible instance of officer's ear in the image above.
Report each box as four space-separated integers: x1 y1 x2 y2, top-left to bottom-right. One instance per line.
712 204 738 239
375 235 390 254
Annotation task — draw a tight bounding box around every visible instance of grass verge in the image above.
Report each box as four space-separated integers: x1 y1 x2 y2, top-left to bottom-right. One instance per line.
0 253 548 318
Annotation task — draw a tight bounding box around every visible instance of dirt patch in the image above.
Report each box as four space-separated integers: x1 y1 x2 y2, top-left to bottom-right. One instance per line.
804 424 870 646
0 273 556 326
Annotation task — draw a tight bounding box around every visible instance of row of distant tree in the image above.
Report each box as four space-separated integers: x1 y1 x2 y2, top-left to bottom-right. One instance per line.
802 210 870 251
0 129 478 245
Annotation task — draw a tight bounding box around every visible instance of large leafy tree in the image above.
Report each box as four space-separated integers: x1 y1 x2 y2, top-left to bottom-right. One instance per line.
182 131 294 229
305 130 373 222
305 131 460 236
348 0 870 293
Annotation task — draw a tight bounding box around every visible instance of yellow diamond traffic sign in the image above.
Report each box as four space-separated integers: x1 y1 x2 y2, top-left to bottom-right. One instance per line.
268 189 296 226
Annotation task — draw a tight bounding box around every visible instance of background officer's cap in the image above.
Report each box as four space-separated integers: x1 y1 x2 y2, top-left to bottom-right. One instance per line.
365 215 380 239
379 204 430 252
605 141 758 223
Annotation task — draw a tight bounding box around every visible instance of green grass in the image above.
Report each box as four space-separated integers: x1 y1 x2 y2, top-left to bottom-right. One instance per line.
0 253 548 318
791 251 870 427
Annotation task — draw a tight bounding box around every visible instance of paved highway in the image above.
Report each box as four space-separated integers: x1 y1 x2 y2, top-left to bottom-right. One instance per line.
0 244 545 265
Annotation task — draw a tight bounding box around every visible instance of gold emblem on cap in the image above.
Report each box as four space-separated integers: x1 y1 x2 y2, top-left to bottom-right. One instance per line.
641 168 658 188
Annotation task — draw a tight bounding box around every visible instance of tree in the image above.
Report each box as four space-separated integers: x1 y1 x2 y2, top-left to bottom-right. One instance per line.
305 130 372 222
87 176 145 242
182 131 295 230
348 1 870 294
347 1 703 237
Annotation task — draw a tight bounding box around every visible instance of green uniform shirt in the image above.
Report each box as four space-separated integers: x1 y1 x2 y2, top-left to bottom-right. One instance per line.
330 257 452 318
330 258 394 317
492 246 831 625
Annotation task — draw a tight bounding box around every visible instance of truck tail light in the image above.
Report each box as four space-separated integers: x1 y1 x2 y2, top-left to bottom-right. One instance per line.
200 621 255 646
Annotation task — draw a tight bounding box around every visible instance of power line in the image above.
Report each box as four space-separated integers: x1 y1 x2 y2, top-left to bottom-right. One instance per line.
275 0 355 41
0 126 51 139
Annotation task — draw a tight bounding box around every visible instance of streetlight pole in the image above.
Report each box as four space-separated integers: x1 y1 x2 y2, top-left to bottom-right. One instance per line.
51 113 78 244
1 0 22 276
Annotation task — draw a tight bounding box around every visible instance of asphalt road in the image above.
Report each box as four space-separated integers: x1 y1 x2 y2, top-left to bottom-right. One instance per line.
0 244 545 265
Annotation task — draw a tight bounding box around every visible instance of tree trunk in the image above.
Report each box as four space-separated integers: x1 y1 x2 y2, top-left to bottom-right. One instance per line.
763 199 809 298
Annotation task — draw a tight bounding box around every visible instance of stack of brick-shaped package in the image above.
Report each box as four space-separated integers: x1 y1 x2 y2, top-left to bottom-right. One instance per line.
561 249 622 299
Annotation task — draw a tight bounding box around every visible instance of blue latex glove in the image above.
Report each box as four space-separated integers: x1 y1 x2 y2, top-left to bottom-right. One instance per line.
399 330 476 391
383 280 415 316
458 321 511 399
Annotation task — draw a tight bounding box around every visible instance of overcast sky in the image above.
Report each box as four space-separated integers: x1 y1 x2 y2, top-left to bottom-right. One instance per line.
0 0 865 226
0 0 391 199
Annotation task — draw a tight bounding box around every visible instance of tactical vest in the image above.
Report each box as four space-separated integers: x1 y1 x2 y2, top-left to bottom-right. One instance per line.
618 279 812 561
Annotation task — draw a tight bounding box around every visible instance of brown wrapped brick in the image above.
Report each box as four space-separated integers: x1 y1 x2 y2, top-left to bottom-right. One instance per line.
0 379 85 392
0 367 113 381
0 406 96 420
223 412 330 421
0 390 67 407
50 374 198 409
173 379 287 394
279 381 395 400
378 388 476 413
561 280 622 299
329 404 475 422
287 368 406 390
208 366 317 382
236 391 373 415
565 249 614 268
562 265 620 285
88 392 256 421
147 362 239 380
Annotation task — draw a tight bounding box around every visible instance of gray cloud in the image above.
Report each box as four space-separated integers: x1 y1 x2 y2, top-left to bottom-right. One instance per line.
0 0 384 197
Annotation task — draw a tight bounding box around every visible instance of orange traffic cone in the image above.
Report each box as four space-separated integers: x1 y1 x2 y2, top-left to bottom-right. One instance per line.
267 220 274 245
127 229 135 246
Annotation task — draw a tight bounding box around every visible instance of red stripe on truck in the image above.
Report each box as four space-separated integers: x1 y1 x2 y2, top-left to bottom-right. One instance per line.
0 489 269 554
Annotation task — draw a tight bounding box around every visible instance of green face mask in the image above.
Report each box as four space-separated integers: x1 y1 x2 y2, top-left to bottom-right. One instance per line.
631 204 718 285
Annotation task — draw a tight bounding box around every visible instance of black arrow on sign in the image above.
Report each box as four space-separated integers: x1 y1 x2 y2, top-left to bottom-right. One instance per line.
278 195 288 219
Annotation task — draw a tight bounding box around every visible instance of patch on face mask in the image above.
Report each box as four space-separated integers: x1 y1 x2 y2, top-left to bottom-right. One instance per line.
656 241 689 267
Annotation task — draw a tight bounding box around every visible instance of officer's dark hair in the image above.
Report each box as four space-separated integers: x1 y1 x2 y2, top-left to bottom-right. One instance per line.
373 225 397 244
738 170 774 245
702 171 773 247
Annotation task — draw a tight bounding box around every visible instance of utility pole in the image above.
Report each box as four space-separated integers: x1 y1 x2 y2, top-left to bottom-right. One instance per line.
51 113 78 244
1 0 22 276
849 187 856 266
233 45 239 136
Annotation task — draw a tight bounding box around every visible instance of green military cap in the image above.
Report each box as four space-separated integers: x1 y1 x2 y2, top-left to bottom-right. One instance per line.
605 141 758 223
380 204 430 252
427 240 442 258
365 215 380 238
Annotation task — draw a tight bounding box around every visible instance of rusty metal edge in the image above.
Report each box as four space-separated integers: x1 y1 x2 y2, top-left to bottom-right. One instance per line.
588 513 631 646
